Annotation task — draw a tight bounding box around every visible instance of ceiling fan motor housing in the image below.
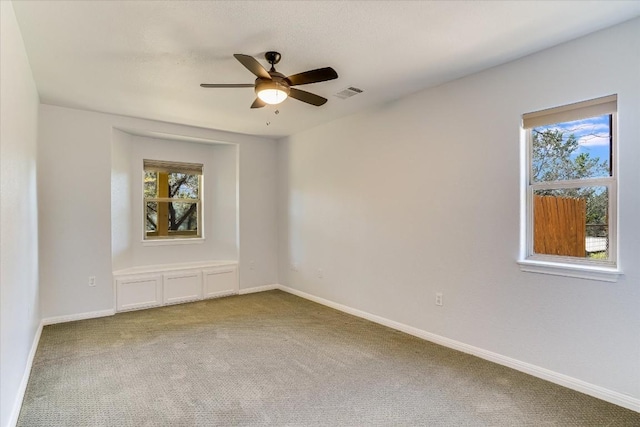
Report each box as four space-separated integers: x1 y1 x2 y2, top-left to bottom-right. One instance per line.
255 77 290 96
255 68 291 98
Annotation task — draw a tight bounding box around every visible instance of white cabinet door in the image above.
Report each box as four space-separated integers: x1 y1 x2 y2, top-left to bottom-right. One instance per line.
116 275 162 311
163 271 203 305
203 267 238 299
115 263 238 312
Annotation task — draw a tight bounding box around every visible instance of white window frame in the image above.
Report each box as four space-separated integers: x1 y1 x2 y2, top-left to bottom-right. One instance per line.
518 95 622 282
142 159 204 244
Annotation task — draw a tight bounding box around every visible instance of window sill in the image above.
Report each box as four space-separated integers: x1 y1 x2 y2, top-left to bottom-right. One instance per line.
518 259 622 282
142 238 205 247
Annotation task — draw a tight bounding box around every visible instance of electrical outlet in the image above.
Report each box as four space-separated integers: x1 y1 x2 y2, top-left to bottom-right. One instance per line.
316 268 323 279
89 276 96 287
435 292 443 306
249 260 255 270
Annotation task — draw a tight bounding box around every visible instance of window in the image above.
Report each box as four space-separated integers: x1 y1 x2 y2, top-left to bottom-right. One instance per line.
521 95 619 279
143 159 203 240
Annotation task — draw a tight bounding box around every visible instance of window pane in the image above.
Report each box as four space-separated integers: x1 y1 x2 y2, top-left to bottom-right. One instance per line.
532 115 611 183
146 201 157 232
168 202 198 232
146 201 198 237
533 187 608 259
168 173 199 199
144 172 157 198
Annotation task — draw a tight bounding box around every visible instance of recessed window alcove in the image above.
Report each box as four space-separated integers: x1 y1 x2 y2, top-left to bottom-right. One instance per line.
110 128 239 310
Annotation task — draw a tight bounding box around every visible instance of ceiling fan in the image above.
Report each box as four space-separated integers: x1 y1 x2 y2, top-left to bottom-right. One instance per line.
201 51 338 109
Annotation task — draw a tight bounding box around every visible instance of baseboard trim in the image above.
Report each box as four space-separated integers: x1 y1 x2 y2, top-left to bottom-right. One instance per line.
42 309 115 326
7 321 43 427
277 284 640 413
238 284 279 295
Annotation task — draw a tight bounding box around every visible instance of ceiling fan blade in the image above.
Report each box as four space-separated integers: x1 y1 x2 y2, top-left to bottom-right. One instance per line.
200 83 254 88
287 67 338 86
289 88 327 106
251 98 266 109
234 54 271 80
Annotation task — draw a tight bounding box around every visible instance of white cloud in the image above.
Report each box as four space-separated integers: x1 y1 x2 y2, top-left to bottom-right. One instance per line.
564 123 608 133
578 134 610 147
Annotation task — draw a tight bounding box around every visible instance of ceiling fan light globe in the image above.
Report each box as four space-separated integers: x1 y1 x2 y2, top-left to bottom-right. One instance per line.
255 80 290 105
257 88 288 105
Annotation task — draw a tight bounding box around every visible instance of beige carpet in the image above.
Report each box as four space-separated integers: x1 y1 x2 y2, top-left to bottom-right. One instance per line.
18 290 640 426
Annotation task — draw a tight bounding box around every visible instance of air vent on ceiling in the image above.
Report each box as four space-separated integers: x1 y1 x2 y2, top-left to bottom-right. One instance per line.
334 86 363 99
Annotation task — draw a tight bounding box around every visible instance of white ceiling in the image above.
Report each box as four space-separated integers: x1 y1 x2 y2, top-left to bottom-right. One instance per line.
11 1 640 139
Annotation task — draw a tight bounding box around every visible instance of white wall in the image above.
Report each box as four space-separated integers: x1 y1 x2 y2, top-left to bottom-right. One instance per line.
111 129 134 271
39 105 279 319
277 18 640 403
0 2 41 426
111 134 238 271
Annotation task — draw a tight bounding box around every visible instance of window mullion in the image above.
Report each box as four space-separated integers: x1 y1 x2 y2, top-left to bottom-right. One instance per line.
530 177 614 191
145 198 199 203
